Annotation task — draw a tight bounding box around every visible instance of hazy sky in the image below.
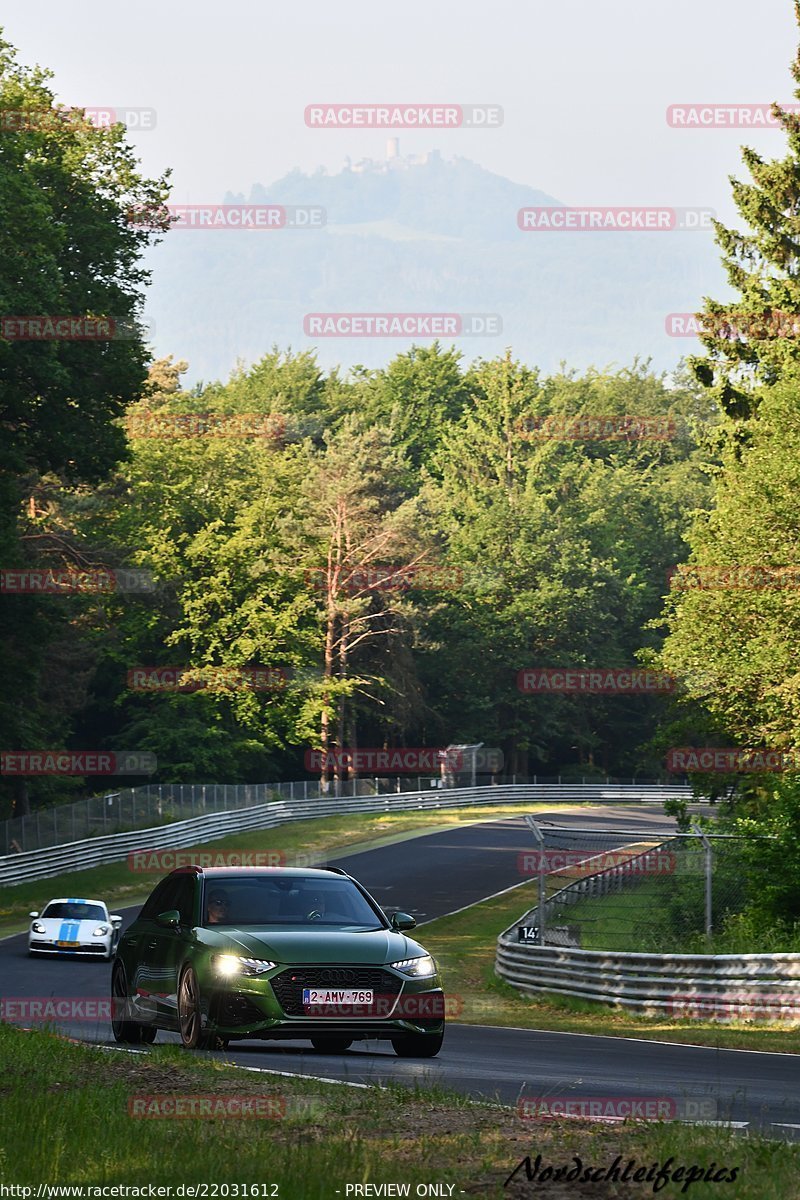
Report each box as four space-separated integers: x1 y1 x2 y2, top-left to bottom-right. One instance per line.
2 0 797 218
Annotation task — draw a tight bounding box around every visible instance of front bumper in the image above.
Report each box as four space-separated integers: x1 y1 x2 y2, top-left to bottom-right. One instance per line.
200 963 445 1040
29 939 112 955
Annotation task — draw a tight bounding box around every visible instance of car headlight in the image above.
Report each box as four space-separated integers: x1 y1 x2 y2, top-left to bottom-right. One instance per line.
31 922 46 934
212 955 276 978
93 925 110 937
389 955 436 977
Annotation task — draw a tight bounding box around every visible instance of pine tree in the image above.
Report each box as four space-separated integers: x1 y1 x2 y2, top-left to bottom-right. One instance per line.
690 0 800 418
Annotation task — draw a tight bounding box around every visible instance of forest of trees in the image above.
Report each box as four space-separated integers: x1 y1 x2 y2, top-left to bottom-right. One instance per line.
0 333 720 813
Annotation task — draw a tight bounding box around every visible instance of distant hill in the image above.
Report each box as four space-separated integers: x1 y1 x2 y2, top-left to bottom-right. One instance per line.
142 152 726 385
234 156 562 241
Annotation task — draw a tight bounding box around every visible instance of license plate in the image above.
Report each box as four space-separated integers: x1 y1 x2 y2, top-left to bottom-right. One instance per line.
57 940 79 948
302 988 374 1006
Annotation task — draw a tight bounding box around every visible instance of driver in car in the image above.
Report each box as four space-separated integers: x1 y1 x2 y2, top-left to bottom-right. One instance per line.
303 889 352 922
304 891 326 921
206 889 230 924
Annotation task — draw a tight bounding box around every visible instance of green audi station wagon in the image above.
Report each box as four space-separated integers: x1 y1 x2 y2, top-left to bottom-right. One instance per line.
111 865 445 1057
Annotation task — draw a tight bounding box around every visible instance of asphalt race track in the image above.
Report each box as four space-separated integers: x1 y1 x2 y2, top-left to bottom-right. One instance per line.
333 805 691 922
3 805 799 1138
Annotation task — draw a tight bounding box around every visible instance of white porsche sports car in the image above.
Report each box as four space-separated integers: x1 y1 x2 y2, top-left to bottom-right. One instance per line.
28 897 123 960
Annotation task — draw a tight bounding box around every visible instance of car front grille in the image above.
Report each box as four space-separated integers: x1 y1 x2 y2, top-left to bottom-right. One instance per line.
271 966 402 1017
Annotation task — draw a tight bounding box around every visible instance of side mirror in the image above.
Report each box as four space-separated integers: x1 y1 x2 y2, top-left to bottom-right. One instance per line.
28 911 39 919
156 909 181 928
391 911 417 931
110 915 123 927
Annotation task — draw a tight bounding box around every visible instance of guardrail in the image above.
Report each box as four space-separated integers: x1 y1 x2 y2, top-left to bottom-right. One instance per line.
495 835 800 1018
1 775 692 855
0 782 691 887
495 939 800 1018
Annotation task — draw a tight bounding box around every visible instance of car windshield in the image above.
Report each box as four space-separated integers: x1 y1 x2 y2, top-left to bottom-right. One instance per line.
202 876 386 928
42 901 106 922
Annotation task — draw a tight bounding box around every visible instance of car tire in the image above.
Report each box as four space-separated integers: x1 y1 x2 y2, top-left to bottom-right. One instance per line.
178 965 206 1050
111 963 145 1045
391 1028 444 1058
309 1037 353 1053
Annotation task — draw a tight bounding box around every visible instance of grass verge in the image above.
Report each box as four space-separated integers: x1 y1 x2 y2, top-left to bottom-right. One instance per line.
422 883 800 1053
0 1023 797 1198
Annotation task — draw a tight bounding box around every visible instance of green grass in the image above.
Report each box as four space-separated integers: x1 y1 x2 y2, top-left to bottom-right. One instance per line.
0 802 575 938
422 882 800 1053
1 1023 797 1198
543 866 800 955
549 872 686 951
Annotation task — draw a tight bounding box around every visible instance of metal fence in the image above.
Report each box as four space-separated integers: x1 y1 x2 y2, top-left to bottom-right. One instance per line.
0 778 421 855
0 782 692 886
0 775 689 856
494 940 800 1018
516 817 764 954
495 818 798 1017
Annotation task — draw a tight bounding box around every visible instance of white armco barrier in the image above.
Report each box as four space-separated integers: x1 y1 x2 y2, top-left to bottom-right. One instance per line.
495 937 800 1019
496 837 800 1020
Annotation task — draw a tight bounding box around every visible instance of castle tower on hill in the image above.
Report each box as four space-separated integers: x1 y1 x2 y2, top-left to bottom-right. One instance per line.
345 140 441 174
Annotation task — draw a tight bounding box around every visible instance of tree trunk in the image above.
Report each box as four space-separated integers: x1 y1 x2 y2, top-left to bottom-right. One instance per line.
338 616 349 780
320 604 336 789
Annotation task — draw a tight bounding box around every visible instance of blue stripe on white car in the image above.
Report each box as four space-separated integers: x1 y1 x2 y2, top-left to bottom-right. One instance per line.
57 919 82 947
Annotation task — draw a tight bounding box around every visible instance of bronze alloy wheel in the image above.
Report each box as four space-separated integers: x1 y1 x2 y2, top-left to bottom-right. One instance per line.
178 965 203 1049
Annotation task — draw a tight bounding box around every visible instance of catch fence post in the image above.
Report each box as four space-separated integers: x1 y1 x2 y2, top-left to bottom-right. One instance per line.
525 814 547 946
692 824 713 938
